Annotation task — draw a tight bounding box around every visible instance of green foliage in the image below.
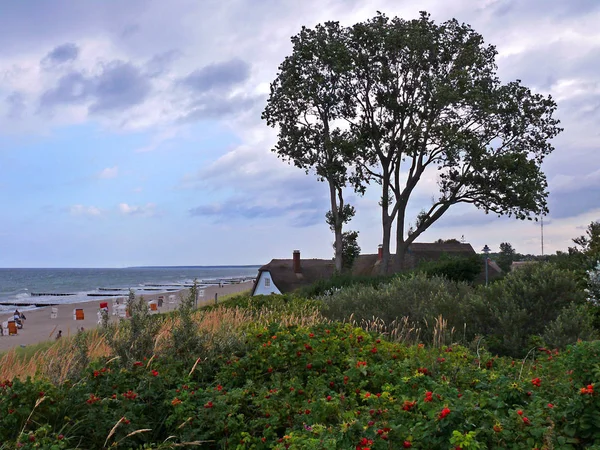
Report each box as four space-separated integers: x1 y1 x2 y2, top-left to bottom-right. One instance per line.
1 324 599 449
497 242 516 272
106 290 162 366
297 273 399 298
542 302 599 349
340 230 361 271
481 262 587 356
168 280 205 358
570 221 600 256
319 273 486 345
418 254 483 283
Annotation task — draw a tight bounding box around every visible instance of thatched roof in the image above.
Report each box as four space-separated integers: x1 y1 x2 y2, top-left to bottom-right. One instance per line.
251 258 336 295
253 242 481 294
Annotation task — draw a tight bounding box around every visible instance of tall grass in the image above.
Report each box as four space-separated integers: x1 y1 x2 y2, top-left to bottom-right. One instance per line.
0 301 326 382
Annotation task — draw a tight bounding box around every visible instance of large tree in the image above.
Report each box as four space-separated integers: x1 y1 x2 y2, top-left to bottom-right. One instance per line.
346 12 562 273
262 22 357 273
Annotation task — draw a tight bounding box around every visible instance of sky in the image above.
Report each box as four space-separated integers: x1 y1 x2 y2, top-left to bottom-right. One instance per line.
1 0 599 268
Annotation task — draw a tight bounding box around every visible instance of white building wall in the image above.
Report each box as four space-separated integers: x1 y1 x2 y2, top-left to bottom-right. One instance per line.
253 270 281 296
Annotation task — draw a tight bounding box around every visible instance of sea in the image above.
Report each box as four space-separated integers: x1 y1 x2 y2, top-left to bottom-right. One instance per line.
0 266 260 316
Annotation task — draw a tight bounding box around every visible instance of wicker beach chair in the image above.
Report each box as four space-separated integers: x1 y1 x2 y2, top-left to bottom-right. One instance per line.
73 309 84 320
1 321 8 335
7 321 18 336
50 307 58 319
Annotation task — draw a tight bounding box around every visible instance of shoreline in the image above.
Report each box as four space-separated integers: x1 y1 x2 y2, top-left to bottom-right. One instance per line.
0 281 253 352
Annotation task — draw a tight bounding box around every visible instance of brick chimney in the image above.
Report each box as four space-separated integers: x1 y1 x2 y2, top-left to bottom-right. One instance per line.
293 250 301 273
378 245 383 261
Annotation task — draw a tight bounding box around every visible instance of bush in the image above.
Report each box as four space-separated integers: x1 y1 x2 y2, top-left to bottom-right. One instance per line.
297 273 401 298
106 290 163 366
418 254 483 283
481 262 587 356
319 273 486 345
542 302 599 349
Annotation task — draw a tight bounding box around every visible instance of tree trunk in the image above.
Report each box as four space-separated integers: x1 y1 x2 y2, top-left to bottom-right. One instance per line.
380 215 392 275
393 208 407 273
328 180 343 273
380 172 393 275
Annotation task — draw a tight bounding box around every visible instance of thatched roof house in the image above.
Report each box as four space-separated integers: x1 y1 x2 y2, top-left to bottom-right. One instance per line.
251 243 487 296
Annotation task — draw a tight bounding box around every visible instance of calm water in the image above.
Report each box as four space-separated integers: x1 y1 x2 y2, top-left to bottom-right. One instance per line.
0 266 259 314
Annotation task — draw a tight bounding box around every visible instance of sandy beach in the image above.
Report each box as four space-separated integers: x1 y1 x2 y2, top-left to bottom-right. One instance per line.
0 281 253 352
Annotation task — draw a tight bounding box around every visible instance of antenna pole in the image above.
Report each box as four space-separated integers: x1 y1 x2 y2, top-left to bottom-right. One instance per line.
541 217 544 256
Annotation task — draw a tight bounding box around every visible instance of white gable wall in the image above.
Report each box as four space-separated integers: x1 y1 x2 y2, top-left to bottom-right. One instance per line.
253 270 281 296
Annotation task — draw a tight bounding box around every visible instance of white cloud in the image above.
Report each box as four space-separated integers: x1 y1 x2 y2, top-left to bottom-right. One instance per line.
70 204 102 217
118 202 157 217
97 166 118 179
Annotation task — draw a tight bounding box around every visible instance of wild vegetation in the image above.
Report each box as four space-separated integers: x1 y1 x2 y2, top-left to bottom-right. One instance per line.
0 227 599 449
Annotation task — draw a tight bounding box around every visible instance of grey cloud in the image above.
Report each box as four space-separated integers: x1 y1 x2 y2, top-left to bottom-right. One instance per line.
89 61 151 112
178 94 260 122
42 43 79 65
189 197 326 227
549 188 600 218
489 0 600 19
39 61 151 113
40 72 90 107
5 92 26 119
181 59 250 93
145 50 181 77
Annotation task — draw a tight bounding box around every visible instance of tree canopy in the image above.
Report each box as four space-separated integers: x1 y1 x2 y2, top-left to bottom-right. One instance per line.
265 12 561 274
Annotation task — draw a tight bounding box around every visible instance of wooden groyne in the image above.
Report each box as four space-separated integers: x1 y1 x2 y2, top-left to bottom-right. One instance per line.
0 302 58 307
31 293 76 297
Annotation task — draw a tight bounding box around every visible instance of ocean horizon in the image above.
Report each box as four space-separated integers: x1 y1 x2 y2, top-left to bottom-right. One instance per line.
0 266 260 315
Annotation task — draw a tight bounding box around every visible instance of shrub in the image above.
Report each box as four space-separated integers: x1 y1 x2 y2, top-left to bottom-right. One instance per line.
417 254 483 283
106 290 163 366
481 262 587 356
319 273 486 345
297 273 401 298
542 302 599 349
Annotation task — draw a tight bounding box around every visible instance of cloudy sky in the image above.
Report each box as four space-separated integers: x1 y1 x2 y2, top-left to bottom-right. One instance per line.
1 0 598 268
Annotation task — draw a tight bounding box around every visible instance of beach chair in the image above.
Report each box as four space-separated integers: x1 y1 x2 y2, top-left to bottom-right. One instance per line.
73 309 85 320
7 321 18 336
97 310 103 325
117 305 128 318
111 298 119 315
168 295 176 304
1 321 8 335
50 307 58 319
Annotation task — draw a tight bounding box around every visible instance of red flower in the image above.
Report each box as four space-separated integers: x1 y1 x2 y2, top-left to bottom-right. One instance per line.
217 385 223 391
402 400 416 411
306 363 313 369
204 401 214 408
371 347 377 354
151 369 159 377
403 441 412 448
547 403 554 408
424 391 433 402
326 395 332 401
517 409 523 416
522 417 531 425
438 407 451 419
133 361 143 367
531 377 541 387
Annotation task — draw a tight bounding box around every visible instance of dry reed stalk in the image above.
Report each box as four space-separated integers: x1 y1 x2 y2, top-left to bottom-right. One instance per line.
171 441 214 447
104 416 126 447
17 396 46 443
115 428 152 446
177 417 193 429
188 357 202 377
